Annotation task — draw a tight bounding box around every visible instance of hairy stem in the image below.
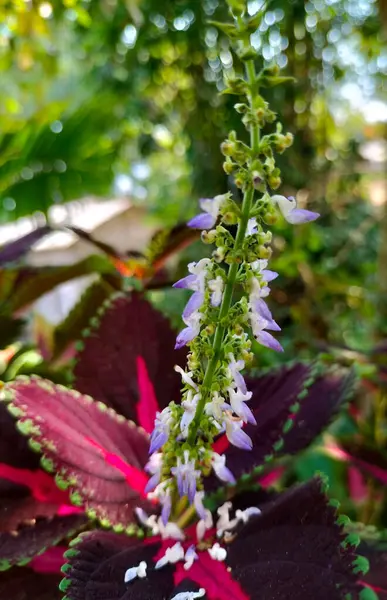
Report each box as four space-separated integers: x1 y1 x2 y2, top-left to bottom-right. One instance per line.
187 58 260 445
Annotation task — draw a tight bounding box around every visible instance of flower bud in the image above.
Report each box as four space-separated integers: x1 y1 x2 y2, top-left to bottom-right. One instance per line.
223 211 238 225
201 229 217 244
263 212 278 226
268 175 281 189
258 245 272 259
234 103 248 114
205 324 215 335
213 246 227 262
221 141 235 157
223 160 235 175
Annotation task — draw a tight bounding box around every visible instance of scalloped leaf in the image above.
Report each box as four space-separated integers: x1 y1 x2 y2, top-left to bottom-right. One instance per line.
0 513 86 571
212 364 354 484
226 478 360 599
281 368 356 454
73 293 185 427
2 377 152 528
0 567 62 600
52 280 112 360
359 542 387 599
61 479 360 600
60 532 173 600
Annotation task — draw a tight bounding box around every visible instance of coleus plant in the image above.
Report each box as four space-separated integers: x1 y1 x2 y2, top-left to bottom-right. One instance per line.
0 1 379 599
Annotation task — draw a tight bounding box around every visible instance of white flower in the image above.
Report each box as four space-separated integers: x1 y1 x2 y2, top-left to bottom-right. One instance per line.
155 542 185 570
208 542 227 561
211 452 236 485
205 391 229 423
124 561 147 583
171 589 206 600
174 366 199 391
228 387 256 425
184 545 199 570
208 275 224 307
180 391 200 437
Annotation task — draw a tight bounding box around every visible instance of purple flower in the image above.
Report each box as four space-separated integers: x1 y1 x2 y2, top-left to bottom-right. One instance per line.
144 452 162 493
228 387 256 425
227 353 247 394
171 451 201 502
175 311 202 349
224 416 253 450
149 407 173 453
271 194 319 224
187 195 226 230
211 452 236 484
249 312 283 352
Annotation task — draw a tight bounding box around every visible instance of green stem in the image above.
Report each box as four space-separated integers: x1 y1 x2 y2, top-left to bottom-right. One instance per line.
187 58 259 445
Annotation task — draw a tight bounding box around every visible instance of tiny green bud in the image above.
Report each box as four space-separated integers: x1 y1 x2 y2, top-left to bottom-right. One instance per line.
205 324 215 336
222 211 238 225
234 103 248 114
221 141 235 157
258 246 272 259
268 175 281 189
213 247 227 262
223 160 235 175
201 230 217 244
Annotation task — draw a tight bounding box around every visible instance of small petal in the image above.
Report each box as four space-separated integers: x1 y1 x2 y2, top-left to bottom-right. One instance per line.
286 208 320 224
182 292 204 320
211 452 236 484
257 330 284 352
254 298 273 322
261 269 278 282
173 274 197 289
188 213 215 230
175 327 196 349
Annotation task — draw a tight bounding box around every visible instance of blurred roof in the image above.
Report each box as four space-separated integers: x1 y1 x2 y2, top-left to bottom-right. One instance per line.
0 198 132 251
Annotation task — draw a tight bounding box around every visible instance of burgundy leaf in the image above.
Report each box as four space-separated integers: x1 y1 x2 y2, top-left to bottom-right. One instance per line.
0 567 62 600
73 293 185 425
0 494 75 534
0 403 39 469
282 369 356 454
61 531 174 600
3 377 152 528
61 479 361 600
0 513 86 570
0 226 52 265
226 479 360 600
213 363 311 481
359 542 387 599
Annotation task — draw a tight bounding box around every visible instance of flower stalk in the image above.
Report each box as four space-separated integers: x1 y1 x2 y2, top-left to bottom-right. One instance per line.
147 0 320 526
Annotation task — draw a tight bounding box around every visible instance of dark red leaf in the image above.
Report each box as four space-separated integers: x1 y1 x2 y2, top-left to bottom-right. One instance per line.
0 403 39 469
226 479 360 600
61 479 361 600
0 513 85 570
281 369 356 454
0 226 52 265
359 542 387 599
61 531 174 600
73 293 185 425
0 567 62 600
3 377 152 528
0 494 75 534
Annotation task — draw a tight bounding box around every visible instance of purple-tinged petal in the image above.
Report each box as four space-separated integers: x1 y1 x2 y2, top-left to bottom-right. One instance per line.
226 425 253 451
149 430 168 454
161 493 172 525
144 473 160 493
264 319 281 332
175 327 197 349
237 403 257 426
257 331 284 352
187 213 215 230
254 299 273 322
173 275 197 290
182 292 204 320
286 209 320 224
261 269 278 282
